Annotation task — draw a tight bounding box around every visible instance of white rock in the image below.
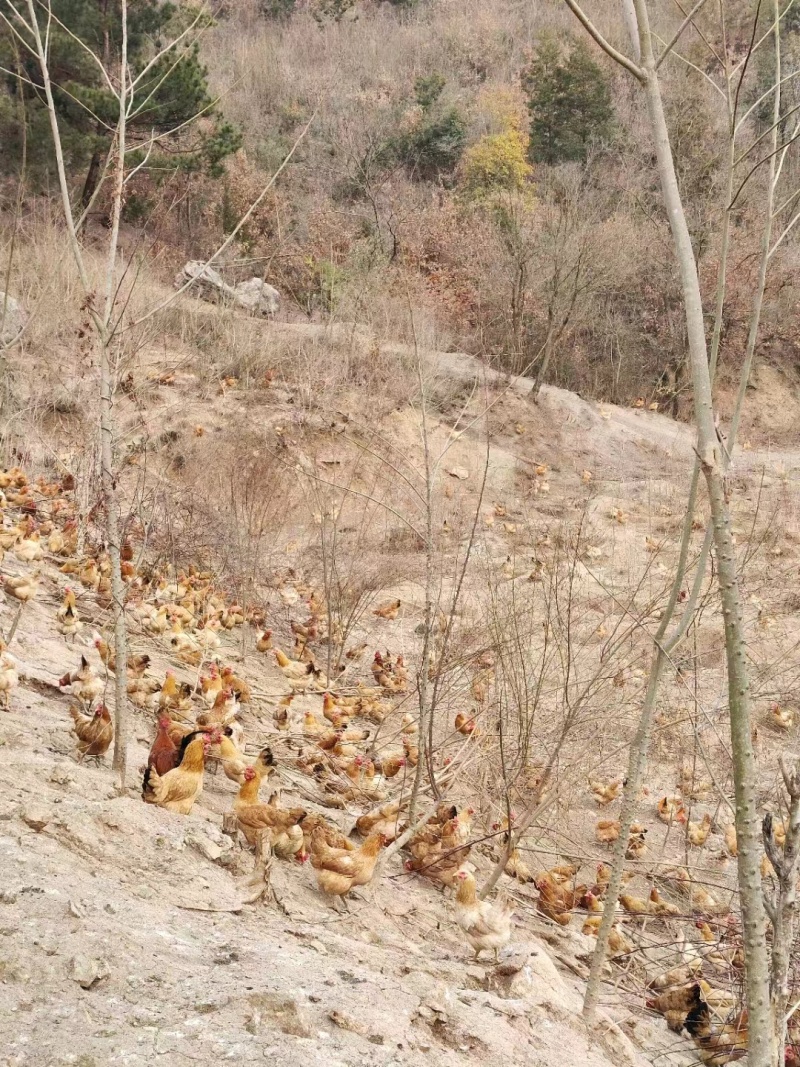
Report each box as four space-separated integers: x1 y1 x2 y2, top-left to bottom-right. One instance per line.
176 261 280 317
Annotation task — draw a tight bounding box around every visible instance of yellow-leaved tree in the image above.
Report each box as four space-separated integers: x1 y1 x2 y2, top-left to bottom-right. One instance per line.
460 86 533 197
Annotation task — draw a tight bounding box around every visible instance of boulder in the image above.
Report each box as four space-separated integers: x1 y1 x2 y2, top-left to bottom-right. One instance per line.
0 292 26 346
175 261 279 317
232 276 280 316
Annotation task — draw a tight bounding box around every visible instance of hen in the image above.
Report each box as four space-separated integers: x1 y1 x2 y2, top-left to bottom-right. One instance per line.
310 827 385 907
0 646 19 709
454 871 513 962
70 703 113 761
142 731 210 814
144 716 180 780
234 766 306 847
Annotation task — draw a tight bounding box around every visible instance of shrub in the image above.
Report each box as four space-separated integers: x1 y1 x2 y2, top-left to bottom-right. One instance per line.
461 128 532 195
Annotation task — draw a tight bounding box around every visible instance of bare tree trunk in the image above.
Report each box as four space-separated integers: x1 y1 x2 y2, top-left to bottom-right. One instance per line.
101 6 129 793
631 2 773 1060
81 147 103 210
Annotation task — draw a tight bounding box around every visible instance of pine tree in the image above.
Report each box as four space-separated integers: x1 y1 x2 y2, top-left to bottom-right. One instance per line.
522 36 614 165
0 0 240 199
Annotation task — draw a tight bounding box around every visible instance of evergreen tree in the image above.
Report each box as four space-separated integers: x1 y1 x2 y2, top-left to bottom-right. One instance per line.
0 0 240 200
382 74 466 181
522 36 614 165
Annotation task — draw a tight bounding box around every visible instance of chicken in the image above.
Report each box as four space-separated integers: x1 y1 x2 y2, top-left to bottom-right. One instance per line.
144 716 180 780
579 889 604 913
688 813 713 847
59 655 104 705
274 648 316 686
454 711 479 736
210 729 249 785
684 985 748 1066
93 634 150 676
454 871 513 962
142 732 211 814
0 647 18 709
724 824 738 857
620 887 680 918
14 530 42 563
534 870 587 926
55 587 82 641
581 913 634 956
647 959 703 992
0 570 40 603
626 826 649 859
234 766 306 848
372 598 401 620
668 867 726 914
504 848 534 883
157 670 192 713
69 703 113 761
376 753 406 779
310 828 385 906
221 665 250 704
658 795 687 825
589 776 624 806
272 824 305 861
590 861 634 897
770 702 794 730
356 800 405 842
127 675 161 709
406 829 471 887
256 629 273 653
301 813 355 853
596 818 620 843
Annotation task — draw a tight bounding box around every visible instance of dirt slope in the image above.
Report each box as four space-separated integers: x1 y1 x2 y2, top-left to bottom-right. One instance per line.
0 568 660 1067
2 309 799 1067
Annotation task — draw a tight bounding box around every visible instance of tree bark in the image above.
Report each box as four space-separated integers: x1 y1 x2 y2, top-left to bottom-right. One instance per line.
630 1 774 1061
81 147 103 210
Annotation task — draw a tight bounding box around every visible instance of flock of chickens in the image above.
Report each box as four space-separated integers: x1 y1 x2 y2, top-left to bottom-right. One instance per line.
0 462 789 1063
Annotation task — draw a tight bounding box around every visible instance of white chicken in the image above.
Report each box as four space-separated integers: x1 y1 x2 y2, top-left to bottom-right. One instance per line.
454 871 513 962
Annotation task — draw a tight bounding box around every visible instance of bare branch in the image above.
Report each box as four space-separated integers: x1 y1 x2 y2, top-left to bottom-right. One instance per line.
561 0 645 80
655 0 710 69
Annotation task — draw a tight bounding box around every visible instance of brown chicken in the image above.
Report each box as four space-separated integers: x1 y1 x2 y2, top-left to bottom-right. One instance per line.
454 871 513 962
372 598 401 620
69 703 113 761
376 753 406 779
144 715 181 779
93 635 150 676
221 665 250 704
56 588 82 642
588 777 624 806
658 794 687 824
301 813 356 853
504 848 534 883
256 629 273 653
688 813 713 847
310 828 385 907
1 570 41 603
356 800 405 842
142 732 211 814
534 870 587 926
454 711 479 736
234 766 307 847
620 886 680 918
210 729 249 785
